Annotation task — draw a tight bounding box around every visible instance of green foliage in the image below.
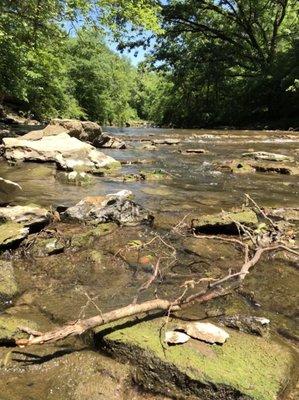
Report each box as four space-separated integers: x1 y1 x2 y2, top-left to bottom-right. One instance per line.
0 0 161 123
67 29 138 124
149 0 299 127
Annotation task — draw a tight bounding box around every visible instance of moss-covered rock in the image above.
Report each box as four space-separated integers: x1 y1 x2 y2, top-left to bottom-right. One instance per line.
0 261 18 301
0 315 39 344
96 318 295 400
71 223 117 248
140 170 172 181
0 222 29 248
31 237 65 257
191 208 259 235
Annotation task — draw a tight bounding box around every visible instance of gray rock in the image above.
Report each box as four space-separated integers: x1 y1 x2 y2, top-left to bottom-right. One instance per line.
0 205 50 227
219 315 270 336
2 133 121 174
62 190 153 226
96 134 127 149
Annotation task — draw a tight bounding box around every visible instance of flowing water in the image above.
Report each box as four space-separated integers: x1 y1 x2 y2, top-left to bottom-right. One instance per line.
0 127 298 399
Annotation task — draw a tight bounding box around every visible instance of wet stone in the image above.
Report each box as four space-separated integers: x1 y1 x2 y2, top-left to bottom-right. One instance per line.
219 315 270 337
95 317 295 400
191 208 259 235
0 222 29 248
0 260 18 302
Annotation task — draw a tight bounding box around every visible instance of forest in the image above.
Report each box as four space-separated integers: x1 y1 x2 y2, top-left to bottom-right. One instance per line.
0 0 298 128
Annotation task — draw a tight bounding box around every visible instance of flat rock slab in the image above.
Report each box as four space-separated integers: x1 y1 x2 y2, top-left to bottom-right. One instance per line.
242 151 294 163
2 133 120 174
0 222 29 248
216 160 299 175
95 318 294 400
191 208 258 235
0 205 51 227
153 138 181 145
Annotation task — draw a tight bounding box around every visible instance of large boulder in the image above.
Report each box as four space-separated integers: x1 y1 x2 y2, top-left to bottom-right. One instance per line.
50 119 103 143
2 133 121 174
62 190 153 226
0 205 51 227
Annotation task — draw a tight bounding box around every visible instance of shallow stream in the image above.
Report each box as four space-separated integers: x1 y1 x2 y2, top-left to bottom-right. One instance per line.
0 127 298 399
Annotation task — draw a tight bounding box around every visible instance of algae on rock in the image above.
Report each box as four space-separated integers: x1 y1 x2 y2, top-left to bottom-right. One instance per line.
96 318 294 400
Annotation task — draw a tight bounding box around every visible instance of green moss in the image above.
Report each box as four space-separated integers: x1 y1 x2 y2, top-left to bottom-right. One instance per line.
140 169 171 181
192 208 258 234
71 223 116 248
97 318 294 400
0 315 38 343
0 261 18 299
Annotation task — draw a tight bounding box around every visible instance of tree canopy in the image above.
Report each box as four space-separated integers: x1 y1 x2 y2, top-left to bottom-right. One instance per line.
0 0 298 128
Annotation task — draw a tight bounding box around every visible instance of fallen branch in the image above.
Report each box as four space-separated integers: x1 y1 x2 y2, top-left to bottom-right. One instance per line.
16 242 297 347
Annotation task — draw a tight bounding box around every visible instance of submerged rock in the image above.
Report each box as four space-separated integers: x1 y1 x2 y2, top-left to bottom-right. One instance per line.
242 151 294 163
0 205 51 227
0 177 22 193
153 138 181 145
96 318 294 400
62 191 153 226
216 160 256 174
0 260 18 301
31 237 65 257
2 133 121 174
56 170 94 186
191 208 258 235
180 148 207 155
0 222 29 248
0 315 39 344
216 159 299 175
122 170 171 182
219 315 270 337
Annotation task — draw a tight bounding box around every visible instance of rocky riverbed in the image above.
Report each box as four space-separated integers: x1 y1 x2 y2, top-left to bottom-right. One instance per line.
0 120 298 400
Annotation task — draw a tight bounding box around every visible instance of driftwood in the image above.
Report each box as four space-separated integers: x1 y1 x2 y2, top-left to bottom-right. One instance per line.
16 242 297 347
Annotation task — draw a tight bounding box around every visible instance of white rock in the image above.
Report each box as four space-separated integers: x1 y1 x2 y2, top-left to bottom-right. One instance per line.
165 331 190 345
2 133 120 174
0 205 50 227
184 322 229 344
